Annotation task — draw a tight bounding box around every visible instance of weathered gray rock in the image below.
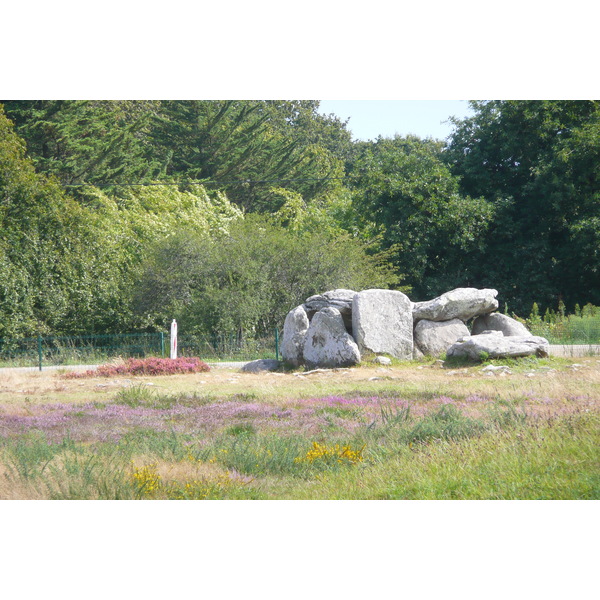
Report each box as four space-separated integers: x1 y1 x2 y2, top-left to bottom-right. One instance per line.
303 289 357 315
446 333 550 360
413 288 499 323
303 307 361 369
303 289 357 331
471 312 531 337
241 359 281 373
374 356 392 366
280 305 310 367
413 345 425 360
414 318 470 357
352 289 413 359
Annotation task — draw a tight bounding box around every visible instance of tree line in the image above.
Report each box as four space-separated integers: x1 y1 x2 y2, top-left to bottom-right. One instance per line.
1 100 598 339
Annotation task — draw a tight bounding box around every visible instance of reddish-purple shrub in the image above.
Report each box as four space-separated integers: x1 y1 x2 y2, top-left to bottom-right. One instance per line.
66 357 210 378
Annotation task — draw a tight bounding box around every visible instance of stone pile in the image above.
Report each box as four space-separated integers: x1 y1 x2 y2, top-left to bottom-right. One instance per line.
281 287 549 368
413 287 500 358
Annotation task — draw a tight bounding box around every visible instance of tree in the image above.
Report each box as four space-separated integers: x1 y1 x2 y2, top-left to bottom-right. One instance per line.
2 100 164 186
0 104 99 336
0 104 245 336
445 100 600 313
149 100 351 211
3 101 353 214
349 135 494 300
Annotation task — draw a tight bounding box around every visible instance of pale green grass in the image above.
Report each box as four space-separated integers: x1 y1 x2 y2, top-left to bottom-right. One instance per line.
275 412 600 500
1 357 599 499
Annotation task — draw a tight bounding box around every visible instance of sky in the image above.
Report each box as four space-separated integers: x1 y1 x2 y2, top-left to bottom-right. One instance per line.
317 100 474 142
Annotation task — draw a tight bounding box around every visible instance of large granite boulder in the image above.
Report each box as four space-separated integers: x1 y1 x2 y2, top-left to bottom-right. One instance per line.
413 288 499 323
303 307 361 369
471 312 531 337
414 318 470 357
446 333 550 360
352 289 413 359
280 305 310 367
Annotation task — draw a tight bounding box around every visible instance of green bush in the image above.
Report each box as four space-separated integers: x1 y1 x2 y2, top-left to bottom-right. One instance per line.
133 214 401 337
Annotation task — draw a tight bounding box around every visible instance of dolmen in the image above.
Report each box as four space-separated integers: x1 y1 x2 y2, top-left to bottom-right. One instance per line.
281 287 549 368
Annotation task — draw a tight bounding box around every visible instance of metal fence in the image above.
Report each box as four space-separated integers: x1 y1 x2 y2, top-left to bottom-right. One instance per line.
177 332 279 363
0 330 280 370
529 317 600 345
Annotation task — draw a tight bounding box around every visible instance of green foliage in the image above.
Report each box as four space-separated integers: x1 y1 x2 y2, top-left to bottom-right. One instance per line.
225 423 257 437
0 105 104 336
270 186 358 236
526 301 600 343
405 404 488 444
348 135 494 299
485 402 528 430
133 213 401 336
0 103 244 337
2 433 79 480
3 99 600 338
114 384 157 407
149 100 352 211
4 100 352 212
2 100 164 185
201 434 310 478
446 100 600 313
336 413 600 500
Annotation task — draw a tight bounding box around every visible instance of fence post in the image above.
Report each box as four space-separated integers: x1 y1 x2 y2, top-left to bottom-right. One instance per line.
160 332 165 358
275 327 279 361
37 333 43 371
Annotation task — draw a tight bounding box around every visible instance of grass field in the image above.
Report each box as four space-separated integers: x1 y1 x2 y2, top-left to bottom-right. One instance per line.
1 355 599 500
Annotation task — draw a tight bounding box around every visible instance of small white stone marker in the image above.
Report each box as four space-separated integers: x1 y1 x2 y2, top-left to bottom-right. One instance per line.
170 319 178 359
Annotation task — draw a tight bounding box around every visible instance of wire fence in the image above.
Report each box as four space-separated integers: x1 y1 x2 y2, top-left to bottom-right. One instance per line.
528 316 600 345
0 331 280 370
177 332 279 363
4 318 599 371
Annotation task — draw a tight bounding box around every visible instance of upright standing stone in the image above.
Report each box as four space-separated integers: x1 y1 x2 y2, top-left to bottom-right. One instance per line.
280 305 310 367
303 307 361 369
352 289 413 359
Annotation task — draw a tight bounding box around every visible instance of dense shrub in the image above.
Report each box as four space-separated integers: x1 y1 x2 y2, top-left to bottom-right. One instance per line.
133 214 402 337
